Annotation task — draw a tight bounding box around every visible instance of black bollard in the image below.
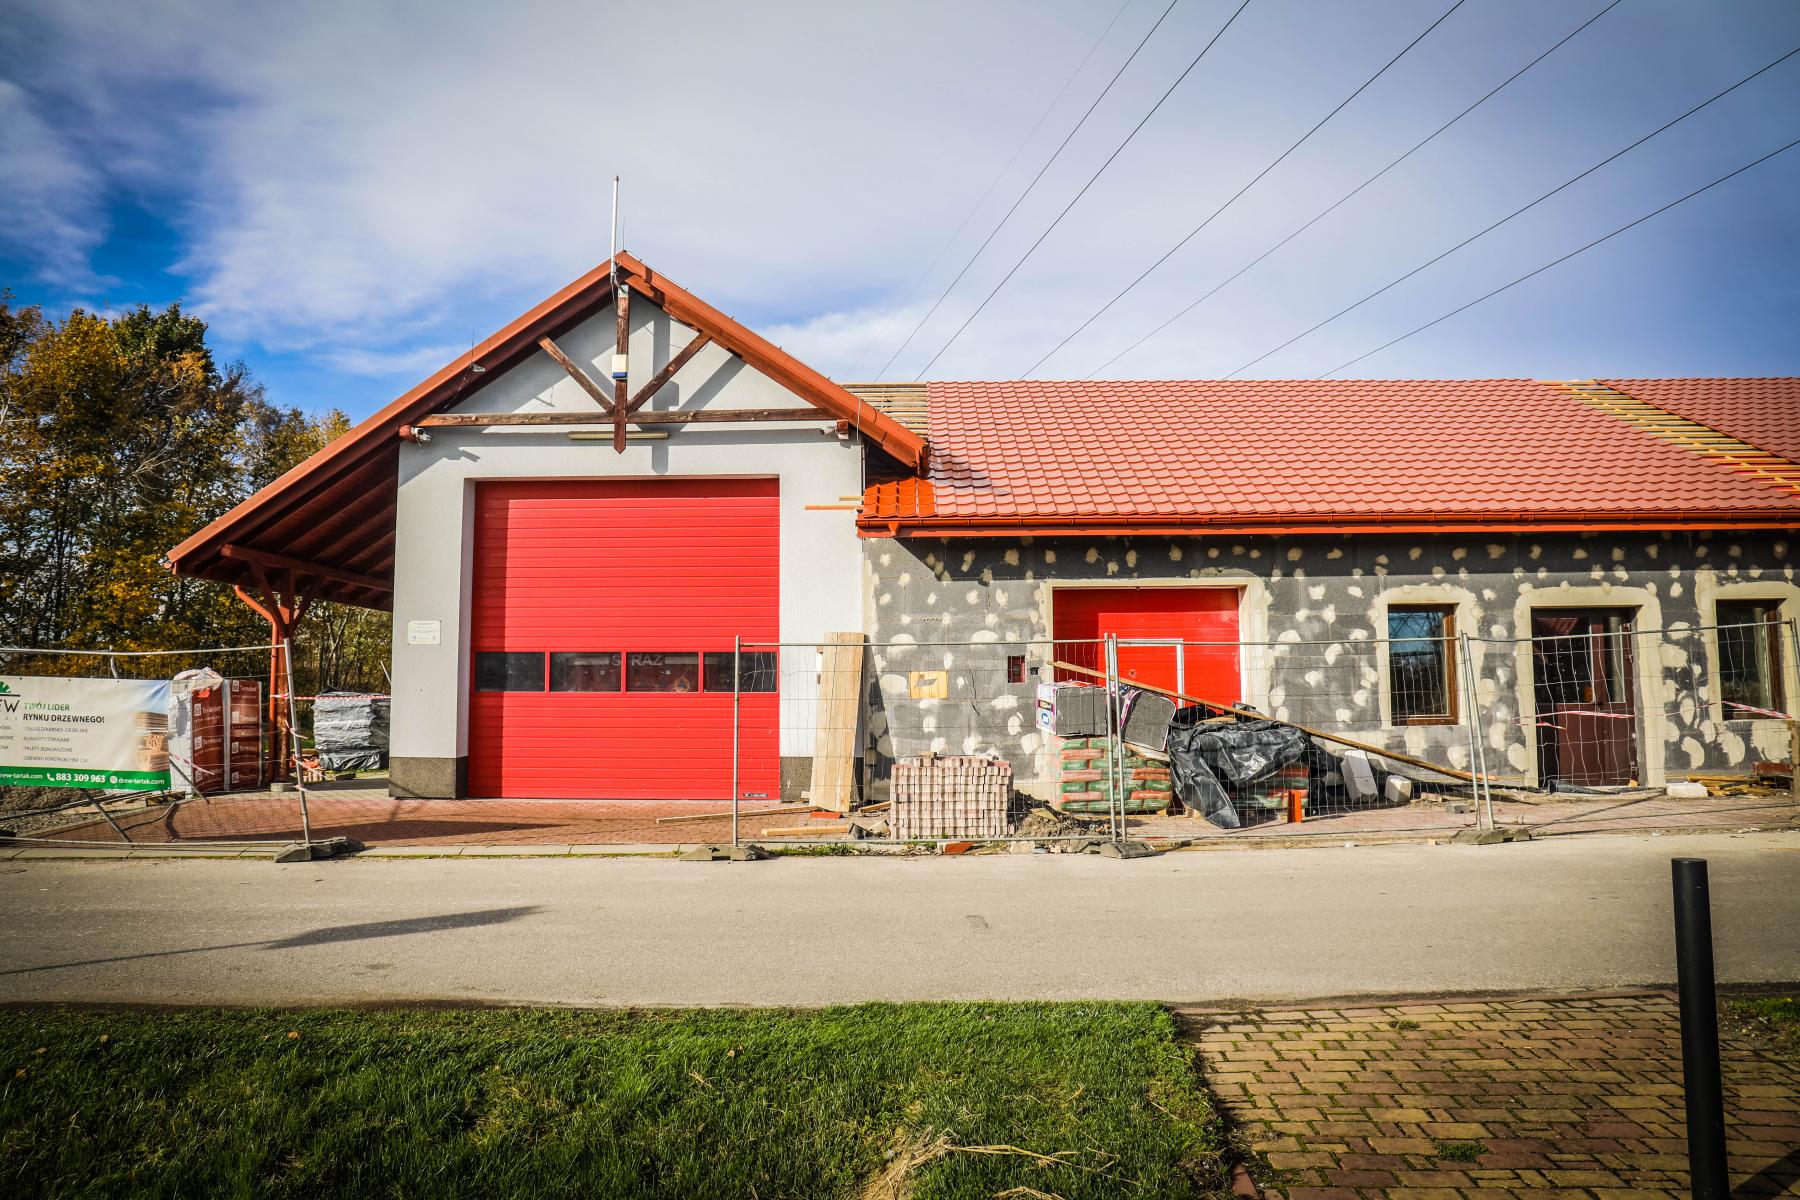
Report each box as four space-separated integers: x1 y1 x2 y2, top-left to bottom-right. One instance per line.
1671 857 1728 1200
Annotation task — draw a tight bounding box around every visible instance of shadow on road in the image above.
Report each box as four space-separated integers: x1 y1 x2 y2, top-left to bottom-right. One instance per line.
0 905 540 976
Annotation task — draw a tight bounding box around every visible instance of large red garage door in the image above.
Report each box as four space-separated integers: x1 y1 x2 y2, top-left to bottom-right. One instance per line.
1052 586 1241 703
468 479 779 799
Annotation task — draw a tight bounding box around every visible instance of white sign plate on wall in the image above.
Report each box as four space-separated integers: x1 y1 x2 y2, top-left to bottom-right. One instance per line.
406 620 441 646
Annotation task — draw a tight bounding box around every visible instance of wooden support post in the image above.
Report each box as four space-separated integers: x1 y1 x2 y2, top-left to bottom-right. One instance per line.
232 565 313 784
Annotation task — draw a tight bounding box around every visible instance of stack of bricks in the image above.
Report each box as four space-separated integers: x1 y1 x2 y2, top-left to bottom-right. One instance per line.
890 753 1013 840
1057 736 1173 814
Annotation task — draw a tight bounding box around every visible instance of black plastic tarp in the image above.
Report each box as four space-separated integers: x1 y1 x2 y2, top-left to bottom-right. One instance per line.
313 693 390 772
1164 709 1312 829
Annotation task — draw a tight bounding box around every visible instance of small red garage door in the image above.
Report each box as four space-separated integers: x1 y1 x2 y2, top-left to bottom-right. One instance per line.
1052 586 1241 702
468 479 779 799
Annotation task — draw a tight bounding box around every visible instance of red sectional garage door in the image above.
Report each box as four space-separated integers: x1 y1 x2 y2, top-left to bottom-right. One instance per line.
1052 586 1241 702
468 479 779 799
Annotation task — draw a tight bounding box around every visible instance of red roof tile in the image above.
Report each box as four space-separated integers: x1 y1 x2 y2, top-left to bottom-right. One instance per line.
859 379 1800 534
1603 377 1800 464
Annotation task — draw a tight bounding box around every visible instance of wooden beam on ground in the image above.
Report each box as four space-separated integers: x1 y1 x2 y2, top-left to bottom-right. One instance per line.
418 407 832 428
810 632 866 813
1051 660 1481 784
537 336 613 414
219 544 392 594
763 822 851 838
626 332 713 415
654 803 812 825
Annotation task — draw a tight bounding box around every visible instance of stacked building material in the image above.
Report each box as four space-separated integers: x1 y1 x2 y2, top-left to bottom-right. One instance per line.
313 693 390 772
1056 736 1173 814
891 753 1012 840
1226 757 1310 826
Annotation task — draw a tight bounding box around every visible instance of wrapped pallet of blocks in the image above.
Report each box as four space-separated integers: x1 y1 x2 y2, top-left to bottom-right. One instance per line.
891 753 1013 840
1057 736 1173 814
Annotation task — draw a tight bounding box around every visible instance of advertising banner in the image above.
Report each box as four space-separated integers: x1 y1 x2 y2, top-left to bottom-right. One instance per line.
0 676 172 790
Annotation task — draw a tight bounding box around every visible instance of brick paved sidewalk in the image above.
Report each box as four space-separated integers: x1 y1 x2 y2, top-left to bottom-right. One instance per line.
1186 992 1799 1199
30 780 1797 849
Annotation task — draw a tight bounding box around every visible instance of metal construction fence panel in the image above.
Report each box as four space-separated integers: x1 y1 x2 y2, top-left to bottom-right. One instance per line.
729 620 1800 847
0 640 321 852
1471 618 1800 799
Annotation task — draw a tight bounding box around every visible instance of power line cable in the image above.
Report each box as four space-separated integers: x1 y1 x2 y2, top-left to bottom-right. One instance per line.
1225 43 1800 378
1085 0 1623 378
846 0 1136 378
910 0 1257 380
1022 0 1470 376
1318 132 1800 377
872 0 1188 379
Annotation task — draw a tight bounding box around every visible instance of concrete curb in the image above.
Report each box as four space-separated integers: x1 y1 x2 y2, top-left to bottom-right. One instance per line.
3 820 1791 861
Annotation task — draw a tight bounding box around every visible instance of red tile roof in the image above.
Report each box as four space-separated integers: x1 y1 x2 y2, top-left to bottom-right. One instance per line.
859 378 1800 535
1603 377 1800 464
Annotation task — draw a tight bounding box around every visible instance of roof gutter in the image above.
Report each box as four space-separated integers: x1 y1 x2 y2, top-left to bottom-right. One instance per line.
859 510 1800 538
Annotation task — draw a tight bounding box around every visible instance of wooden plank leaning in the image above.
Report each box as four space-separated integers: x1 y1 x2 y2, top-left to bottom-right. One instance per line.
1051 660 1482 784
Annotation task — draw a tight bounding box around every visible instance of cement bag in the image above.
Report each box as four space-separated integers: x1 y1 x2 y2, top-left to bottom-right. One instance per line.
313 692 390 771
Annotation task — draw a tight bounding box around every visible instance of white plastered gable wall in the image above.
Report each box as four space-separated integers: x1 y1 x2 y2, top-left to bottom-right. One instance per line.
388 296 865 771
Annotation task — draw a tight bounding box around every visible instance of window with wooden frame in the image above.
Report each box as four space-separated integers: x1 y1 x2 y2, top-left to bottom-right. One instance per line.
1387 605 1457 725
1716 599 1786 717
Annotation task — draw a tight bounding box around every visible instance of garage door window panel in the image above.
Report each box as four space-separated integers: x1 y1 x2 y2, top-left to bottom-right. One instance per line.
550 652 622 692
476 652 546 692
703 651 778 693
627 652 701 693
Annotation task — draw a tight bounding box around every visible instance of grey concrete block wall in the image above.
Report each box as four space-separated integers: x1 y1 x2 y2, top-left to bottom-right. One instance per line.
863 530 1797 793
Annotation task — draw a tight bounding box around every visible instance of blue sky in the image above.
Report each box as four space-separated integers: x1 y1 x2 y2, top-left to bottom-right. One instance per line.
3 0 1797 421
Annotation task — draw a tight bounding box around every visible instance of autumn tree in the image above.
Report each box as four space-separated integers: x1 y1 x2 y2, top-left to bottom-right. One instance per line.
0 297 387 693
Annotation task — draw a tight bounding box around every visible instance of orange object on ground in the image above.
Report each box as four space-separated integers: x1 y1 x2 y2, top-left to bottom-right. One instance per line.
1286 789 1305 824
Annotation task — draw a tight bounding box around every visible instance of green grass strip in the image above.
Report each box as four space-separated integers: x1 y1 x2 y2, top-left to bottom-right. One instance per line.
1 1002 1227 1199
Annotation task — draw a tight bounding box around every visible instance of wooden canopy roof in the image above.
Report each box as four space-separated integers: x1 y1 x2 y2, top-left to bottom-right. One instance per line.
165 253 929 608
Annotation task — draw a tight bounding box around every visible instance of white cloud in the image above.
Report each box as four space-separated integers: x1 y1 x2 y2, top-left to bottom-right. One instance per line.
5 0 1797 401
762 303 934 381
321 342 470 379
0 79 109 289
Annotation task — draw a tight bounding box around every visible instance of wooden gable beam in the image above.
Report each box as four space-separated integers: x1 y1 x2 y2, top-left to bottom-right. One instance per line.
612 285 631 453
419 407 831 428
538 336 614 414
220 544 393 595
625 332 713 415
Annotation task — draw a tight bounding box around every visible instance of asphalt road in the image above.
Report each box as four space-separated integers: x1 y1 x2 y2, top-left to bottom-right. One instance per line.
2 832 1797 1008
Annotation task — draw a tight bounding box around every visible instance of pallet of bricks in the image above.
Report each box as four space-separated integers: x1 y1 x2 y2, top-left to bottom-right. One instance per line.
891 753 1012 840
1056 736 1173 814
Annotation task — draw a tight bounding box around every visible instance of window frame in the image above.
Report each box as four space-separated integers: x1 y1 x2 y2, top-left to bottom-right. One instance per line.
1386 604 1459 727
1716 599 1786 718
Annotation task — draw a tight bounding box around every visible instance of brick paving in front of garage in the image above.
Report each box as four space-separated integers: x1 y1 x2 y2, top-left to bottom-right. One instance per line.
28 779 1797 850
30 784 814 848
1185 992 1800 1199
